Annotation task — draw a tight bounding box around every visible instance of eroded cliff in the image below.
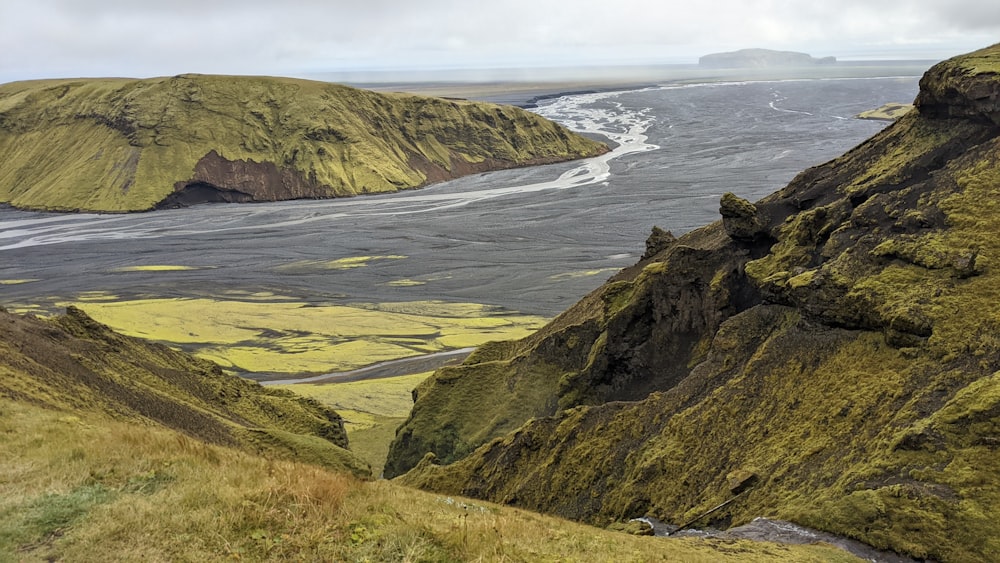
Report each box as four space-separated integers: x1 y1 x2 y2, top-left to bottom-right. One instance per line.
0 74 607 212
388 44 1000 561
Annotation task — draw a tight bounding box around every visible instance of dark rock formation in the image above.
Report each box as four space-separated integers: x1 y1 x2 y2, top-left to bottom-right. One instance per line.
642 225 677 259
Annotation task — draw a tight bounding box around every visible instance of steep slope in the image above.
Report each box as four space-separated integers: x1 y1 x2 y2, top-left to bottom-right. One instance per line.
0 305 370 478
0 403 862 562
0 74 606 212
390 44 1000 561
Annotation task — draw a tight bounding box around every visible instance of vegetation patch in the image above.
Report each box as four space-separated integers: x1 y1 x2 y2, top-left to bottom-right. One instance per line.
0 484 114 556
0 399 860 561
0 75 607 212
549 267 621 280
276 254 407 271
111 265 199 272
31 296 549 375
276 371 432 475
856 103 913 121
0 279 38 285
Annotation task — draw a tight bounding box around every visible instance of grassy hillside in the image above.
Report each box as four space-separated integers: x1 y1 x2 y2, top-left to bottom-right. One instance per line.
0 306 859 560
390 44 1000 562
0 74 607 212
0 306 370 478
0 399 865 562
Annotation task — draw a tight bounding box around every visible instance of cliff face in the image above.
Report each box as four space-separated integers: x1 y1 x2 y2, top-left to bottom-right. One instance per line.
0 74 607 212
388 44 1000 561
0 306 371 478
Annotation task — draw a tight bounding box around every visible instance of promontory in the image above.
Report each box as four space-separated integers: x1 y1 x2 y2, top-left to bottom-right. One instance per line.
0 74 607 212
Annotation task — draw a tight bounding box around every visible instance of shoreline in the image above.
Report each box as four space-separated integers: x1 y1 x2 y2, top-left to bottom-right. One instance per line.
359 60 934 107
253 347 475 385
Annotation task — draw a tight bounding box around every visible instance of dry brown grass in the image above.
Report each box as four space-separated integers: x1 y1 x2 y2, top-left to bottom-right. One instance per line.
0 399 860 562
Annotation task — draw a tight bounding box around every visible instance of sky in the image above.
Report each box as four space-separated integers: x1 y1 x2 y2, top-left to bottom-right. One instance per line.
1 0 999 84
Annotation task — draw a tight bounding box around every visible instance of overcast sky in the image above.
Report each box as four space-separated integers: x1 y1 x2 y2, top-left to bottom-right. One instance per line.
1 0 998 83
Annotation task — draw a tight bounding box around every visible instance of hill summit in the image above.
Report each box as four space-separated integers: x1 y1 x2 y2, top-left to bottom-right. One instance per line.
389 43 1000 562
0 74 606 212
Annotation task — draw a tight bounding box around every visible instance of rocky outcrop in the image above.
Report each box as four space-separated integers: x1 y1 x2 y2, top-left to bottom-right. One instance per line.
719 192 768 240
0 74 607 212
915 49 1000 123
0 306 371 478
388 44 1000 562
699 49 836 69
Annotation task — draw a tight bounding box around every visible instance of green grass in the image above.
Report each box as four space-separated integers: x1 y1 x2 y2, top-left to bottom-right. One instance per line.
0 75 607 212
10 296 548 376
856 103 913 121
0 306 369 479
275 372 432 476
0 399 861 562
0 484 114 558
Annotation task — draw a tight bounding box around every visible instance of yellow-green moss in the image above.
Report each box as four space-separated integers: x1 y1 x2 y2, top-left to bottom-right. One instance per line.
389 46 1000 563
0 307 370 478
0 75 607 212
0 399 862 561
50 296 547 375
856 103 913 121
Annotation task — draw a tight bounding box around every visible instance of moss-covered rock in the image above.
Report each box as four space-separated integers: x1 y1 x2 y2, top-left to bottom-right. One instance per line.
388 44 1000 561
0 74 607 212
0 306 371 478
384 222 763 477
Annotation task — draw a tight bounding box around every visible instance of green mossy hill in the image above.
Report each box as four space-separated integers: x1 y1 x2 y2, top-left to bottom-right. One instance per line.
0 74 607 212
390 44 1000 561
0 306 370 478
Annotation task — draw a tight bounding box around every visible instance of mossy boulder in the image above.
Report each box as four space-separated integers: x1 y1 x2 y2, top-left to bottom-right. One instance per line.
0 74 607 212
388 44 1000 561
720 192 768 240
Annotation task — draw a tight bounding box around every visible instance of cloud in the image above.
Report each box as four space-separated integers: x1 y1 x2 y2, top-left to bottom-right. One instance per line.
1 0 999 82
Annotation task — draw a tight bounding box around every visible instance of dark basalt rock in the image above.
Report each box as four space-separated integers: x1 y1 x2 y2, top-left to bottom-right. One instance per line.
642 225 677 259
720 192 768 240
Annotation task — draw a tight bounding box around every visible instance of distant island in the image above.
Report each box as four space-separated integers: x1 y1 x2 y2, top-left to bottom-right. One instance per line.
699 48 837 68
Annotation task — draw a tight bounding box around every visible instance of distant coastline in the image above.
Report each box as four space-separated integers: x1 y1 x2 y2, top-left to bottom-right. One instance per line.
356 59 936 107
